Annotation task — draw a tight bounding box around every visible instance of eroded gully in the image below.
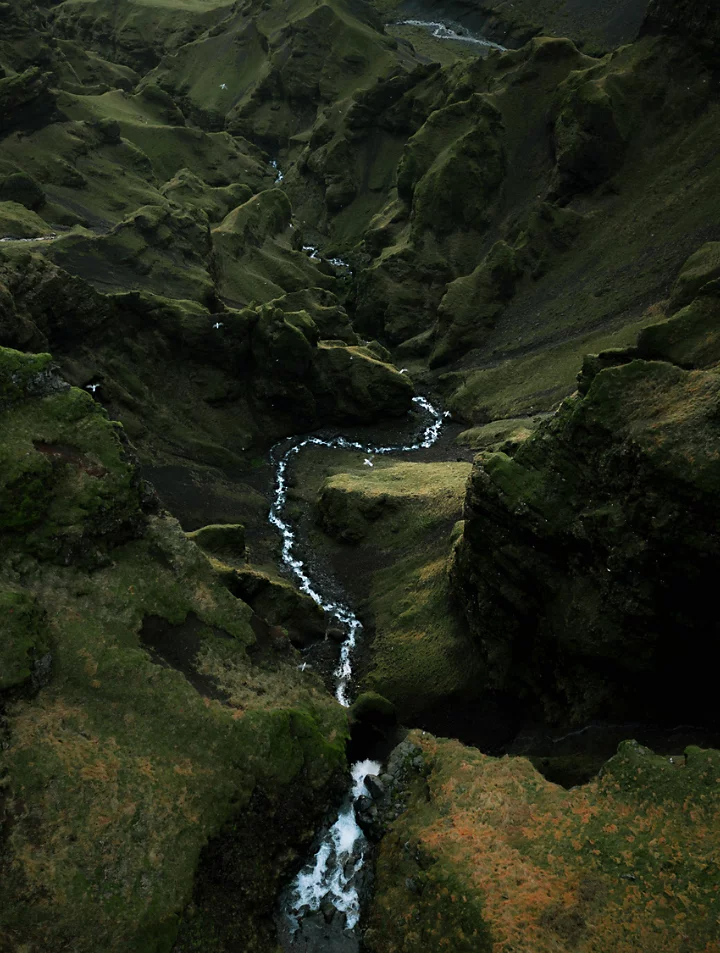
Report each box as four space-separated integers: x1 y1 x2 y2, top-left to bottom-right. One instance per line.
270 397 447 951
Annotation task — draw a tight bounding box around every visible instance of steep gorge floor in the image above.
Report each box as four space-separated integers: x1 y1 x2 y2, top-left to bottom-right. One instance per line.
2 0 720 950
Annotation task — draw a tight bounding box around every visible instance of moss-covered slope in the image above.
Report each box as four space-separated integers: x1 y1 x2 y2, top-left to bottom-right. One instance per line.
0 347 348 952
366 731 720 953
315 458 481 718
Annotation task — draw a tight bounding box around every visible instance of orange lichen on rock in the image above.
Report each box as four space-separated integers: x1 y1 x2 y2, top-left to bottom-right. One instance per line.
366 733 720 953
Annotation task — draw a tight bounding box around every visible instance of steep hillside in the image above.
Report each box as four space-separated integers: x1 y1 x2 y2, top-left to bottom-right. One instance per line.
366 732 720 953
451 245 720 728
0 348 347 951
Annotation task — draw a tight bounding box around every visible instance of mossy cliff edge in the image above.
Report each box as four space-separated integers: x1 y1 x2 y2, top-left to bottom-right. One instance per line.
365 731 720 953
0 349 348 951
450 248 720 729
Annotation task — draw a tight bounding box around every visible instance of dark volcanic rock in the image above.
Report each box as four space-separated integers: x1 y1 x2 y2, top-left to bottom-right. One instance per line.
642 0 720 60
450 267 720 729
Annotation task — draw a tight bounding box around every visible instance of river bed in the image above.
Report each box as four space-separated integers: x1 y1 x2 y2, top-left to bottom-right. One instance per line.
394 18 507 51
271 397 447 949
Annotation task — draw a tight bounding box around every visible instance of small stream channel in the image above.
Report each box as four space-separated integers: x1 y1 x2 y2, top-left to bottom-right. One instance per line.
270 397 447 950
394 18 507 51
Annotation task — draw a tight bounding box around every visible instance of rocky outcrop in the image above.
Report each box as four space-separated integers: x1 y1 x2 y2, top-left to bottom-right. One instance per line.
0 67 55 133
366 731 720 953
642 0 720 60
451 251 720 727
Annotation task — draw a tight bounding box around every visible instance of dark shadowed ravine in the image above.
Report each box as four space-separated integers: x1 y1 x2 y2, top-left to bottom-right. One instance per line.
270 396 446 951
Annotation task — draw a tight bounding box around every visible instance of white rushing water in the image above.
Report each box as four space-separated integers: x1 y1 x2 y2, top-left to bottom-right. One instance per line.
0 234 57 243
271 158 285 183
270 395 447 939
302 243 321 261
269 394 446 706
397 19 507 51
287 759 381 931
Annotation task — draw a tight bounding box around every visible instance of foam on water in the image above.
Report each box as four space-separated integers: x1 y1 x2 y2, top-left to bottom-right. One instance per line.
0 234 56 243
286 759 381 931
302 243 321 260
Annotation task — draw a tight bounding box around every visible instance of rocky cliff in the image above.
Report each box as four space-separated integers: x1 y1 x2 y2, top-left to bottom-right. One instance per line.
451 246 720 728
0 347 348 950
366 731 720 953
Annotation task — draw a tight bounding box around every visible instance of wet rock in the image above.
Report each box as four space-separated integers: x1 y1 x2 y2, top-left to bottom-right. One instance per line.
320 896 337 922
364 775 385 801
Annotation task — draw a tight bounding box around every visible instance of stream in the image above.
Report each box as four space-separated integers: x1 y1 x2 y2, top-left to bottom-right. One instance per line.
271 396 447 950
394 18 507 51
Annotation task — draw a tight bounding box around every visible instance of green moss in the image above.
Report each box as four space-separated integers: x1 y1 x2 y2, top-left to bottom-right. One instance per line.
431 240 521 366
49 203 215 304
160 168 253 223
669 241 720 309
368 732 720 953
0 200 53 239
312 459 483 717
0 347 144 558
0 371 348 950
185 523 246 564
444 312 662 423
0 587 49 693
0 172 45 211
637 293 720 369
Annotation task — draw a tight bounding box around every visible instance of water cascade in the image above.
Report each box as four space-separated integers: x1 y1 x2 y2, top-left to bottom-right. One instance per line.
271 396 447 944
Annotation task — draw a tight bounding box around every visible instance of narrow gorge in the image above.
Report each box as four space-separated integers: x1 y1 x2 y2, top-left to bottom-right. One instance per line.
2 0 720 951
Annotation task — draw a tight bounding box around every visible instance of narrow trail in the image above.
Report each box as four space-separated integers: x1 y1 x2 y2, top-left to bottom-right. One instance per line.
270 396 447 948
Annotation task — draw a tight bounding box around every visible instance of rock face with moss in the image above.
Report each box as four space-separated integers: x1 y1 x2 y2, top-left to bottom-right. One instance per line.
642 0 720 59
0 348 348 951
451 252 720 728
366 731 720 953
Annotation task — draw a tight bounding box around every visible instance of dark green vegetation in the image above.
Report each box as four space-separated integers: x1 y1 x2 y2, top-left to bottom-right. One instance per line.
3 0 720 949
0 349 347 951
451 243 720 728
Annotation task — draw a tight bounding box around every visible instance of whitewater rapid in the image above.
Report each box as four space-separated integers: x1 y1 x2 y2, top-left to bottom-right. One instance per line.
270 395 447 942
